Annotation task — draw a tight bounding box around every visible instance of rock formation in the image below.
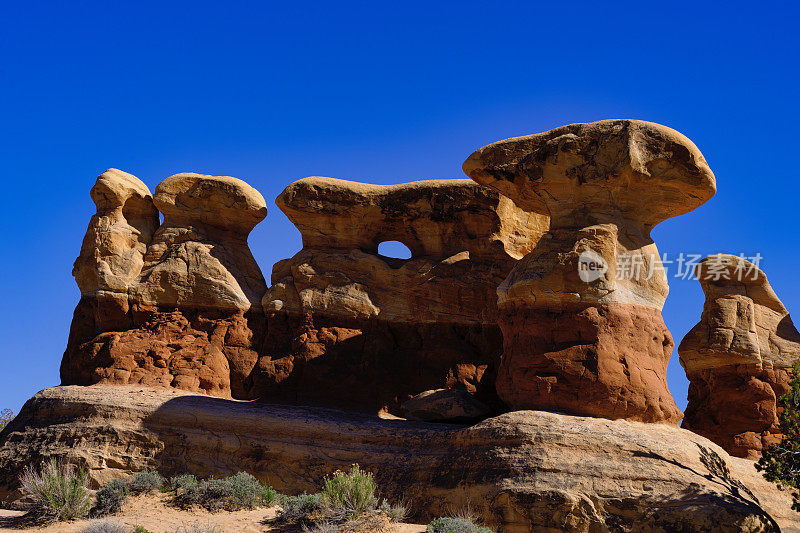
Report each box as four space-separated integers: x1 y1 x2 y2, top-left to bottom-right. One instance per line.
463 120 717 425
680 254 800 458
61 172 268 399
0 385 792 532
257 177 547 413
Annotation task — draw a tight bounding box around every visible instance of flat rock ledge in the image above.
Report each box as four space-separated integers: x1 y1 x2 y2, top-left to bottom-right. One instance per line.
0 385 796 532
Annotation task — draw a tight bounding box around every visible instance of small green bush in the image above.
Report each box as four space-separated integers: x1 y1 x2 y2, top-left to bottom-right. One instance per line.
134 526 154 533
171 472 275 511
277 492 325 522
19 459 91 521
93 479 129 516
0 408 13 431
321 465 377 519
427 516 492 533
379 498 407 522
81 519 128 533
170 474 199 492
128 471 164 494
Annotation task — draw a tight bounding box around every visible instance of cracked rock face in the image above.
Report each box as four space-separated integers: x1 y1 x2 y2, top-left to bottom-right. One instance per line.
258 177 548 414
61 172 267 399
680 254 800 458
464 120 717 424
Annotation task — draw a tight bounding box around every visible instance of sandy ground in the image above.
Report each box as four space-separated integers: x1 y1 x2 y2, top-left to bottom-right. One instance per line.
0 494 427 532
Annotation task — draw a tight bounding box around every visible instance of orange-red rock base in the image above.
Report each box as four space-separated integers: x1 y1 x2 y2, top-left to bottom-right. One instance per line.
682 364 792 459
60 297 501 415
495 302 683 425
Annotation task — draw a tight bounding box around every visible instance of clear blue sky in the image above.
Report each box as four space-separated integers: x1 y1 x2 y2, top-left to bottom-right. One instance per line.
1 1 798 416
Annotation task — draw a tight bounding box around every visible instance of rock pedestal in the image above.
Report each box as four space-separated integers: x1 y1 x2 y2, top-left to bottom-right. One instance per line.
679 254 800 458
464 120 717 424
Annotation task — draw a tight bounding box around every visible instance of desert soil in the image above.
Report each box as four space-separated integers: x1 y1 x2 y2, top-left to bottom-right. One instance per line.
0 494 427 532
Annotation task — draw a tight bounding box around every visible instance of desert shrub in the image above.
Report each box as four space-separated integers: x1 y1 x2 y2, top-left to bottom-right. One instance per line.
169 474 198 492
757 360 800 510
173 524 223 533
321 465 377 519
427 516 492 533
128 471 164 494
302 521 338 533
172 472 275 511
93 479 129 516
134 527 154 533
277 492 325 522
19 458 91 521
379 498 407 522
0 408 13 431
81 519 129 533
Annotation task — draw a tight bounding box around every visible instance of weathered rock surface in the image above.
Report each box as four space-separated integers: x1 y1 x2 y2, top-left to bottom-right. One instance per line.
61 173 268 399
401 389 490 422
680 254 800 458
135 173 268 311
464 119 716 424
72 169 160 297
258 177 548 413
0 385 795 532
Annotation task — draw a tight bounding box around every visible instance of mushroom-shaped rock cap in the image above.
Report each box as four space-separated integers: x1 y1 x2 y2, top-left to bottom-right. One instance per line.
463 119 716 228
154 173 267 233
276 176 546 259
90 168 155 212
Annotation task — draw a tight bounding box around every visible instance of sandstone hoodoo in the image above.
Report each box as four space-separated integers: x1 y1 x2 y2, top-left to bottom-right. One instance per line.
679 254 800 459
463 120 717 425
259 177 548 413
61 172 269 399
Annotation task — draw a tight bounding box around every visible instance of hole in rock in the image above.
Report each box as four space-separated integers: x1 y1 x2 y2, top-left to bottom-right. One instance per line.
378 241 412 259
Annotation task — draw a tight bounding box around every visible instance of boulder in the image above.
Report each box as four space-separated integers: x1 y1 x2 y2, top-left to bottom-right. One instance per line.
258 177 548 414
679 254 800 458
401 389 491 422
0 384 793 532
61 173 268 399
463 120 717 424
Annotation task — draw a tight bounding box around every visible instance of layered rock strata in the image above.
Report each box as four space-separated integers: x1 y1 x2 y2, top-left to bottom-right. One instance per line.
680 254 800 458
463 120 717 424
0 385 792 532
61 172 268 399
258 177 548 413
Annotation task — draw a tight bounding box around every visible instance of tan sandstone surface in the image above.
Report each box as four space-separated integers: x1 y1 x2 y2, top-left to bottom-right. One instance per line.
463 119 717 425
679 254 800 458
0 385 795 532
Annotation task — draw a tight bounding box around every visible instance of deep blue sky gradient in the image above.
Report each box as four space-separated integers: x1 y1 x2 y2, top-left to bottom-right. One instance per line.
1 1 798 416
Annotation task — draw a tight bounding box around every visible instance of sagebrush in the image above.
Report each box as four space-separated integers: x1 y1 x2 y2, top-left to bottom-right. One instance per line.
81 519 128 533
128 471 165 494
321 465 377 519
427 516 492 533
93 479 129 516
19 459 91 521
173 472 275 511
